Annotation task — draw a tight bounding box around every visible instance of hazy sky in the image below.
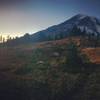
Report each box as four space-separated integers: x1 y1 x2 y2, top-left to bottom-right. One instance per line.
0 0 100 36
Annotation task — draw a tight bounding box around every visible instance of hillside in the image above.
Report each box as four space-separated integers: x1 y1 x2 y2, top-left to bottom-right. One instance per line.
0 37 100 100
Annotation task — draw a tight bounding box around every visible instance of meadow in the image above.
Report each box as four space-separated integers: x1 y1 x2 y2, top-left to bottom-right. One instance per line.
0 37 100 100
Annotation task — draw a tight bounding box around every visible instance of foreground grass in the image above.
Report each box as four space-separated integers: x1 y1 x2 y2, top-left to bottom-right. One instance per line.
0 42 100 100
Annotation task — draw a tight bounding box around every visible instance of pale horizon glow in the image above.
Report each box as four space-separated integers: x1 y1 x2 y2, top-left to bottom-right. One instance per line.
0 33 24 42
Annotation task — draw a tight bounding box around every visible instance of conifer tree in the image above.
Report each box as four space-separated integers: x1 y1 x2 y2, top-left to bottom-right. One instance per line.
66 41 89 71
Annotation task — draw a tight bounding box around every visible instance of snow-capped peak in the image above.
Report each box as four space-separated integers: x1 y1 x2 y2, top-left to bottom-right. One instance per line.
75 14 87 20
32 14 100 39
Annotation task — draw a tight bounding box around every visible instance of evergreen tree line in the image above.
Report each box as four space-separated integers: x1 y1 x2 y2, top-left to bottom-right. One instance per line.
0 35 16 43
1 26 100 47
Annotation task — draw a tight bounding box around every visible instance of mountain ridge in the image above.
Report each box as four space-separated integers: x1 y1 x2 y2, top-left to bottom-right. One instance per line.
30 14 100 42
4 14 100 45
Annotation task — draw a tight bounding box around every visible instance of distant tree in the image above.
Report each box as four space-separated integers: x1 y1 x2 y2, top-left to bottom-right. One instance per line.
94 33 100 47
69 25 82 36
48 35 53 41
24 33 30 37
80 27 87 47
55 34 60 40
50 34 56 41
59 33 64 39
0 35 3 42
47 33 63 41
24 33 30 40
82 27 87 36
57 33 64 40
22 33 30 43
2 37 5 43
7 35 10 41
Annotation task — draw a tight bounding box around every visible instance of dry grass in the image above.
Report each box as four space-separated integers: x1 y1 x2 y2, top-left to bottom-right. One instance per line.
0 37 100 80
82 48 100 64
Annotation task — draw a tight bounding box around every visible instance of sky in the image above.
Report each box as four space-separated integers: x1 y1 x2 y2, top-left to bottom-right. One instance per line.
0 0 100 37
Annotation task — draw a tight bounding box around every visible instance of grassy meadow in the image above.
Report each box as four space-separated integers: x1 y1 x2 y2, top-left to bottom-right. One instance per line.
0 38 100 100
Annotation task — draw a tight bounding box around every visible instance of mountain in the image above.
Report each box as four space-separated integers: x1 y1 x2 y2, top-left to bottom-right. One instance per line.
5 14 100 45
30 14 100 42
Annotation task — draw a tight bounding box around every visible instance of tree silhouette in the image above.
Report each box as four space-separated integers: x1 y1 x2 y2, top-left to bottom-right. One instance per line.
69 25 82 36
65 41 89 71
